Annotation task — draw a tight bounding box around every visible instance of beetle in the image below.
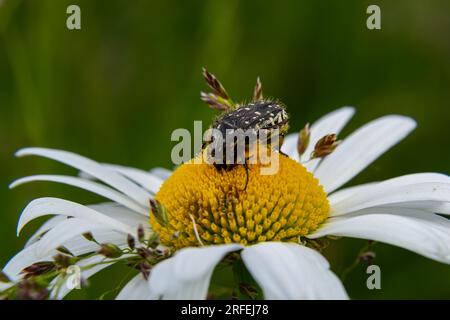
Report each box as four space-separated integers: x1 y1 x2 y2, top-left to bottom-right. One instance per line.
203 100 289 190
200 69 289 191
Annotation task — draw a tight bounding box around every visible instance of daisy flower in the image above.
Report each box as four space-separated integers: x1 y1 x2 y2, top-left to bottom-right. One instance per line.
1 76 449 301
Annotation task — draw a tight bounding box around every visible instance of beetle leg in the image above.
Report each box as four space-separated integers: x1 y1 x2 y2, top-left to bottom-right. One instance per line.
240 161 249 192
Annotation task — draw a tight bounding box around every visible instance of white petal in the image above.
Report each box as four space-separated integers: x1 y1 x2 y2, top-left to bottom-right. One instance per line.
309 214 450 264
53 230 127 259
302 106 355 171
342 207 450 232
330 173 450 216
25 215 67 247
102 164 164 195
3 230 127 282
79 165 171 189
149 167 172 180
241 242 348 300
2 241 56 282
314 115 416 193
379 201 450 214
327 182 377 205
0 282 11 291
116 274 151 300
88 203 150 227
52 255 120 299
34 218 110 257
10 175 148 216
16 148 152 207
4 241 87 282
64 230 126 255
148 244 242 299
281 107 355 164
26 203 148 247
17 197 136 236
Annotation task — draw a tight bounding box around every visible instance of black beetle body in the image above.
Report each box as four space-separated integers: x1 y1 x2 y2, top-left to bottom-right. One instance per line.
205 100 289 172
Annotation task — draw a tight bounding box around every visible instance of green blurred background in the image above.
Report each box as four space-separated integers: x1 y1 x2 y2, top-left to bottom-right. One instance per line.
0 0 449 299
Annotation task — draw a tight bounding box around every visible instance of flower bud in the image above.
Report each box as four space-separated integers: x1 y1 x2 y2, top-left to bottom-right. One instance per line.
147 233 159 249
252 77 263 102
200 92 232 112
311 133 341 159
0 271 11 283
149 199 168 227
137 247 153 259
82 232 95 242
297 123 310 156
16 280 49 300
202 67 230 100
21 262 55 277
53 254 72 268
98 244 123 258
56 246 73 256
137 224 145 243
127 234 136 250
200 68 235 111
139 261 151 280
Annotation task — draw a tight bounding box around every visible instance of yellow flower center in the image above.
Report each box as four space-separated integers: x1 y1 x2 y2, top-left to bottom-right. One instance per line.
150 153 329 249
